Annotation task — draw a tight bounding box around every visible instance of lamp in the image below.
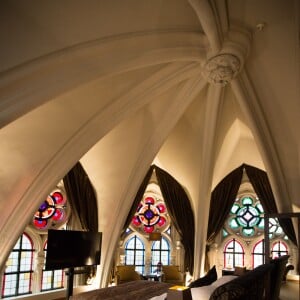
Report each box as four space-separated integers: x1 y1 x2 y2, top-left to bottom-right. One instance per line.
149 232 162 241
167 286 192 300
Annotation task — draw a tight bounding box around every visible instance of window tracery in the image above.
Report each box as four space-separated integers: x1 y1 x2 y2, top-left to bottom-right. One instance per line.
32 188 68 231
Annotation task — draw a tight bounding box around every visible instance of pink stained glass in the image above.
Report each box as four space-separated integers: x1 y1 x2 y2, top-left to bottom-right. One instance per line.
145 197 155 204
33 219 48 229
132 216 141 226
52 191 65 205
144 226 154 233
157 204 166 213
158 216 166 227
52 209 64 221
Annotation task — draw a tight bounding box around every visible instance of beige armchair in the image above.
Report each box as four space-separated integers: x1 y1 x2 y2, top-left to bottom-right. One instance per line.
161 265 185 286
115 265 143 285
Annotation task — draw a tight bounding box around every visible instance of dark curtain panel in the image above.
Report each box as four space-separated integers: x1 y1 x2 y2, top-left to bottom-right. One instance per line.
155 165 195 274
206 165 244 244
63 162 98 232
244 164 297 246
121 165 155 236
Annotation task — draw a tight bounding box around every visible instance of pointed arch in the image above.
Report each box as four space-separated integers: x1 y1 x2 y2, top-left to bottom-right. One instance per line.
207 164 297 248
122 164 195 274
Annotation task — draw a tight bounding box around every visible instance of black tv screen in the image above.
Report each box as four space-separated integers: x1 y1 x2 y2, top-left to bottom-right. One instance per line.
45 229 102 270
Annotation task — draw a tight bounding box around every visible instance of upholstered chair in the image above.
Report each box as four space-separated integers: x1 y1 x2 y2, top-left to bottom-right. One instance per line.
115 265 143 285
161 265 186 286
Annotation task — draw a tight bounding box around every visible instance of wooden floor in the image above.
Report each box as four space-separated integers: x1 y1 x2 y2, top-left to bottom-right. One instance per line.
280 280 299 300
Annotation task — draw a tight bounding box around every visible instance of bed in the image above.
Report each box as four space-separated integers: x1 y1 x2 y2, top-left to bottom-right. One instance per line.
69 276 236 300
70 280 173 300
70 262 275 300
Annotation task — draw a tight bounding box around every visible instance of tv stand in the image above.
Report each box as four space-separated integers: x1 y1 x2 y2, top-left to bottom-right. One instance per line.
66 267 90 299
66 267 75 300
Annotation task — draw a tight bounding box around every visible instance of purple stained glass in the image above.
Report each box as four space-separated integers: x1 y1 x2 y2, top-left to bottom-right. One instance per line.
144 209 154 220
39 201 48 211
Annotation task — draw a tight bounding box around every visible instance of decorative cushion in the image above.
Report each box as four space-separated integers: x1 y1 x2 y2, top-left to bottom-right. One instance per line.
162 265 182 280
234 266 247 276
188 265 217 288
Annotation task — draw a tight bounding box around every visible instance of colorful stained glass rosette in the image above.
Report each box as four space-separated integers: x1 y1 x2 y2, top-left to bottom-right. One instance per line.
228 196 264 237
131 196 168 233
33 190 67 230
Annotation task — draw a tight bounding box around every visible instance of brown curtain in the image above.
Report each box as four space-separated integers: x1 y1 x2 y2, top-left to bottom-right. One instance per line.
206 165 244 244
155 165 195 274
63 162 98 232
121 165 155 236
207 164 297 259
244 164 297 246
122 165 195 274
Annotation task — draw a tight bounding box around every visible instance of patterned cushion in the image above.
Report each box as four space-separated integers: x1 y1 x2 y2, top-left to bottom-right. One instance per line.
188 265 217 288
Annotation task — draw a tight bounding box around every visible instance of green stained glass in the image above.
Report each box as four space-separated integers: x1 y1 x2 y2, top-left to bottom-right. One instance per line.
229 219 239 229
223 229 229 237
258 219 264 229
231 204 240 214
248 216 259 227
243 228 254 236
237 216 247 227
242 197 253 205
256 203 264 213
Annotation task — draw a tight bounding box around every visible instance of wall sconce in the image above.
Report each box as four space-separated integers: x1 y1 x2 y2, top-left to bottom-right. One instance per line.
167 286 192 300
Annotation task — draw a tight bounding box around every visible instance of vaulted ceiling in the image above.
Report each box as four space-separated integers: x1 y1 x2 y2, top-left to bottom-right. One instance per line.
0 0 299 285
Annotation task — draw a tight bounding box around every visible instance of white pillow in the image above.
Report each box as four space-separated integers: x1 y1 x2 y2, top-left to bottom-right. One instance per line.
211 275 237 287
190 276 238 300
191 285 216 300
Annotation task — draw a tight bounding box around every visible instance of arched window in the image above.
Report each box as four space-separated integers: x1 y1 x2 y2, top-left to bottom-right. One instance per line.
151 237 170 272
271 241 288 258
224 239 244 268
220 178 292 272
252 240 265 268
41 241 64 291
2 233 34 298
125 236 145 274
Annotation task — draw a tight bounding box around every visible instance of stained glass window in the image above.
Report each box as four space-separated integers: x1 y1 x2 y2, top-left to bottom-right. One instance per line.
2 233 34 298
228 196 264 237
125 236 145 274
41 241 64 291
268 218 284 238
131 196 168 234
151 237 170 272
222 183 291 271
32 189 67 231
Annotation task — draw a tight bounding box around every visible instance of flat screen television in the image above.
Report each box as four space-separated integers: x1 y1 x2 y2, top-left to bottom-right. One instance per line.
45 229 102 270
